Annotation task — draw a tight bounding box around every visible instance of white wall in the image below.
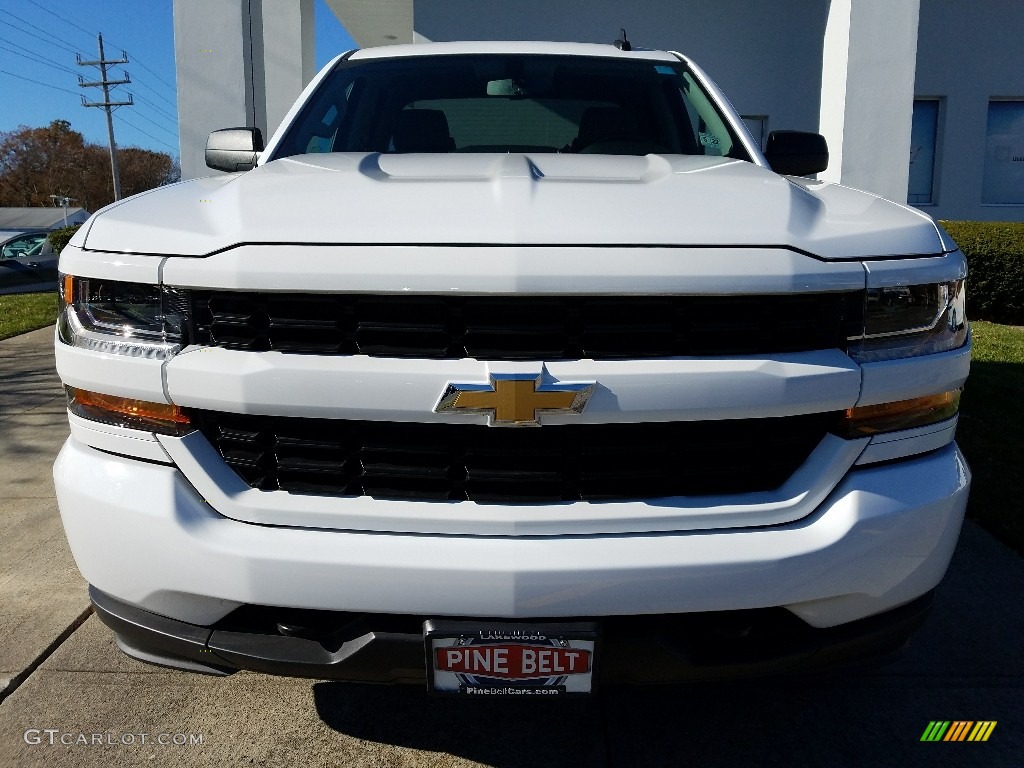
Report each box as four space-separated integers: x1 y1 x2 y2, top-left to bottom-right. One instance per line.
259 0 316 141
915 0 1024 222
174 0 254 181
174 0 314 180
818 0 920 203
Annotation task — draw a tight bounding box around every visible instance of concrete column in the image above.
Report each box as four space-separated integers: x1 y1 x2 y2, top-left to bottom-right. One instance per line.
174 0 253 180
174 0 315 179
258 0 316 144
818 0 920 202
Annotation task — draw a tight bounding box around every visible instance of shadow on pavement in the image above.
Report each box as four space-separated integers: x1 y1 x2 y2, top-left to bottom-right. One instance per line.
313 665 1021 767
313 524 1023 767
314 683 608 766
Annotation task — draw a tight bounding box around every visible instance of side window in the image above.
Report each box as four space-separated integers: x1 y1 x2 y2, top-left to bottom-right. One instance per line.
679 73 734 158
1 234 47 259
305 105 339 153
908 99 940 205
291 82 355 156
982 100 1024 205
741 115 768 151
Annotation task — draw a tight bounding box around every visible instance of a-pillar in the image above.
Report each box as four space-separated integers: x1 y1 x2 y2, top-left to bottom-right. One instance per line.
818 0 921 203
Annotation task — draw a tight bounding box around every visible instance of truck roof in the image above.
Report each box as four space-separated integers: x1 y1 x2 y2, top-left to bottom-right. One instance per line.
348 40 681 62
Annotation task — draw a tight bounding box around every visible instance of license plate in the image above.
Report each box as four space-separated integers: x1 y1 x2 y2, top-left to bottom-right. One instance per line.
424 620 598 696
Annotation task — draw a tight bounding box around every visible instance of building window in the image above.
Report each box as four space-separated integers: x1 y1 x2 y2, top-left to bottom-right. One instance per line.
983 100 1024 205
908 99 939 205
741 115 768 151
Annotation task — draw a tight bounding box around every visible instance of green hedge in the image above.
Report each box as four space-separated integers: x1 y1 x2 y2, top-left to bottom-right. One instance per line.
46 224 82 255
940 220 1024 325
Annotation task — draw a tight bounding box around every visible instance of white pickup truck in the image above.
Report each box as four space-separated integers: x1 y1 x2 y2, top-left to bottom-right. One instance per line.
54 41 970 694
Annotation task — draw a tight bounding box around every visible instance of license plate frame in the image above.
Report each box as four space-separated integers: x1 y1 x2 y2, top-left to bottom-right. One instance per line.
424 620 599 696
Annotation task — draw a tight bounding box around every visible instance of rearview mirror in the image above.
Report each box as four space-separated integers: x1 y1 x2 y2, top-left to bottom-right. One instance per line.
206 128 264 172
764 131 828 176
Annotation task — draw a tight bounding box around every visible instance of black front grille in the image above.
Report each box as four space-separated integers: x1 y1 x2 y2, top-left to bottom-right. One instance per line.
192 411 839 503
189 292 863 360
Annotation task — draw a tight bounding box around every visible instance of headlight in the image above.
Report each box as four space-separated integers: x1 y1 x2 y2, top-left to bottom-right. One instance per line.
58 275 189 359
848 279 967 362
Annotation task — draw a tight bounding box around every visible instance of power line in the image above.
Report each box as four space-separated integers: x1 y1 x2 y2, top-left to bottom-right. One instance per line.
0 42 78 76
129 72 178 111
129 93 178 124
8 5 180 156
0 21 80 59
0 69 178 153
0 68 79 96
124 105 177 137
21 0 177 96
0 11 82 55
1 7 81 49
0 35 77 71
114 113 177 153
94 37 177 93
0 47 75 77
131 98 178 128
123 57 175 93
24 0 97 43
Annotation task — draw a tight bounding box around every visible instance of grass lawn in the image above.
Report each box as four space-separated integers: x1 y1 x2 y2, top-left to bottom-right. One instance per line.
0 290 59 341
957 321 1024 555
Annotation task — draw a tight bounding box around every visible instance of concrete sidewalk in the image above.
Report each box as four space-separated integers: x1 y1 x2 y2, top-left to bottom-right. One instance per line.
0 326 89 700
0 325 1021 767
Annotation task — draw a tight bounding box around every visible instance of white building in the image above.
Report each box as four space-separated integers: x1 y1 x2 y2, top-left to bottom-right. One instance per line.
0 206 91 232
172 0 1024 222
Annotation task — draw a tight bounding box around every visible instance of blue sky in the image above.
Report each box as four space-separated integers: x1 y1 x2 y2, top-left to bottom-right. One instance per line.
0 0 356 158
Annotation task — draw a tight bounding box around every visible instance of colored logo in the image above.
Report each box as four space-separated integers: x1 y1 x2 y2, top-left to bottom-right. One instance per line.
436 643 592 680
920 721 997 742
429 632 596 694
435 374 595 426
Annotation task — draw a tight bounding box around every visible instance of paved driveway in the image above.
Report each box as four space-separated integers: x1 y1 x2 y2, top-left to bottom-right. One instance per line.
0 325 1021 767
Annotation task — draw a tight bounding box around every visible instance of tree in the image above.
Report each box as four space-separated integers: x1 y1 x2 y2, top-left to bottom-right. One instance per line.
0 120 180 211
0 120 89 207
118 147 180 199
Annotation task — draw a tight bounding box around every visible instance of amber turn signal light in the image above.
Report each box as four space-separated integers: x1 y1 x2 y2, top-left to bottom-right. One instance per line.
66 387 192 436
61 274 74 306
838 391 960 437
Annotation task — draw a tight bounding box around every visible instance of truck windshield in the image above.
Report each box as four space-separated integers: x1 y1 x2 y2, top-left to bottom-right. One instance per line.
270 54 751 161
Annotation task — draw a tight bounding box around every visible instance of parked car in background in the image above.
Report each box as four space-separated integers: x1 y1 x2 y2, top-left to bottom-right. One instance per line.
0 230 58 295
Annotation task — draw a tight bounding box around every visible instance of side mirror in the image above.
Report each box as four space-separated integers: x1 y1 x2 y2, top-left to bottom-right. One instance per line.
764 131 828 176
206 128 264 172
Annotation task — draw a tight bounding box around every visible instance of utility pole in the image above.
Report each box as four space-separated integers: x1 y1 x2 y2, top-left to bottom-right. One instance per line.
78 34 132 201
49 195 76 227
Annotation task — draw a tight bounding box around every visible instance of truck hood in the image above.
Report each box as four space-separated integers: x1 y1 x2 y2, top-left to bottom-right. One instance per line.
82 153 945 260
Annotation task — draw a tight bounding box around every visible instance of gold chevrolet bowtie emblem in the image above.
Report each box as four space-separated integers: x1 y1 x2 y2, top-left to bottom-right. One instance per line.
436 375 596 426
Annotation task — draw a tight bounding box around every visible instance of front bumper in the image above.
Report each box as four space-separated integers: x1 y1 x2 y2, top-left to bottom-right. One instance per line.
90 585 936 683
55 436 969 632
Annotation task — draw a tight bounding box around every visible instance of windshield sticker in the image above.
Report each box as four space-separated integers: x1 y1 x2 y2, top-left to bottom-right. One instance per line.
699 132 721 149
